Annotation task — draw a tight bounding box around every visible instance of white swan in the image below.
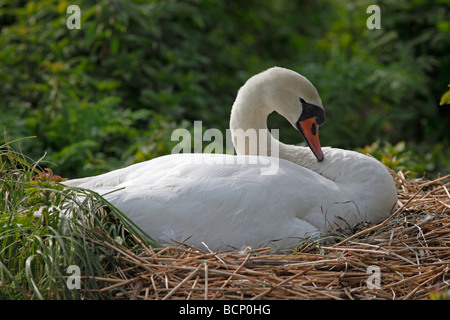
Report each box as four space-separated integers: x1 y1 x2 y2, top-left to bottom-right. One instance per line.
65 67 398 251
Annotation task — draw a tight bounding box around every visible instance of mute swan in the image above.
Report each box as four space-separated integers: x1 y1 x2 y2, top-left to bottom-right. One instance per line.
65 67 398 251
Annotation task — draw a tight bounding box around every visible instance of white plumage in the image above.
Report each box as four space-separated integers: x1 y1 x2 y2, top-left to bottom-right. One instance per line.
65 67 398 251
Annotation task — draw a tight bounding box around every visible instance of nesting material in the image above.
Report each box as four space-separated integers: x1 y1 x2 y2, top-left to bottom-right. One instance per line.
87 171 450 300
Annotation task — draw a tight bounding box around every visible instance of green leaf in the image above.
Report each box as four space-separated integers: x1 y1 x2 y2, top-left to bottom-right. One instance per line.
439 87 450 106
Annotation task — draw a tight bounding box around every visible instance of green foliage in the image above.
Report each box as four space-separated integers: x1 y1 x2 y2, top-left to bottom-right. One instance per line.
0 0 449 178
0 138 158 299
429 289 450 300
360 141 421 174
359 140 449 178
440 85 450 105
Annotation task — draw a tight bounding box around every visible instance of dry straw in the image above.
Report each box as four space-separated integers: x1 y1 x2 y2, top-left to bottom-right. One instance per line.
84 170 450 300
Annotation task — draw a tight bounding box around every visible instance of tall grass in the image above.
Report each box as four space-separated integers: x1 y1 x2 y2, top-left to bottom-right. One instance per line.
0 136 158 299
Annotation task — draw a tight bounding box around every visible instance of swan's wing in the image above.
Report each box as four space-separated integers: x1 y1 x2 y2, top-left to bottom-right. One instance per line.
67 154 320 250
63 151 396 250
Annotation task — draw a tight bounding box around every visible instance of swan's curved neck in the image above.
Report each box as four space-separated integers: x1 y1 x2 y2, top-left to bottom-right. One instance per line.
229 85 316 170
230 100 389 194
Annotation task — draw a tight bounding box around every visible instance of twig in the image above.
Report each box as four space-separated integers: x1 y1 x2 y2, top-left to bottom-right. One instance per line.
204 262 209 300
162 264 202 300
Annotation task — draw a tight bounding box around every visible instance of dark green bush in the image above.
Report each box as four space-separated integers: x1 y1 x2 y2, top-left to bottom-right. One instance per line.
0 0 448 178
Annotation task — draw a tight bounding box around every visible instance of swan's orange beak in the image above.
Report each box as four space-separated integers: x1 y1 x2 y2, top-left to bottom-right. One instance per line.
297 117 324 162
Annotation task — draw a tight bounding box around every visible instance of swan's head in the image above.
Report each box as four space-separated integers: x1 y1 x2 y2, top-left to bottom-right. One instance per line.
253 67 326 161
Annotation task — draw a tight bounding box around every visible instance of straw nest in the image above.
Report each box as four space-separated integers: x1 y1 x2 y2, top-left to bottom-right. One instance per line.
87 170 450 300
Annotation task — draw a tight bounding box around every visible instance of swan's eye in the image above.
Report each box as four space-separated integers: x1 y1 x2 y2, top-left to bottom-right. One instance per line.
311 122 317 135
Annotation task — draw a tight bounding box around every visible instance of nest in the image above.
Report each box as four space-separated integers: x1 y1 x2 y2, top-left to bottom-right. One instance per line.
87 171 450 300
